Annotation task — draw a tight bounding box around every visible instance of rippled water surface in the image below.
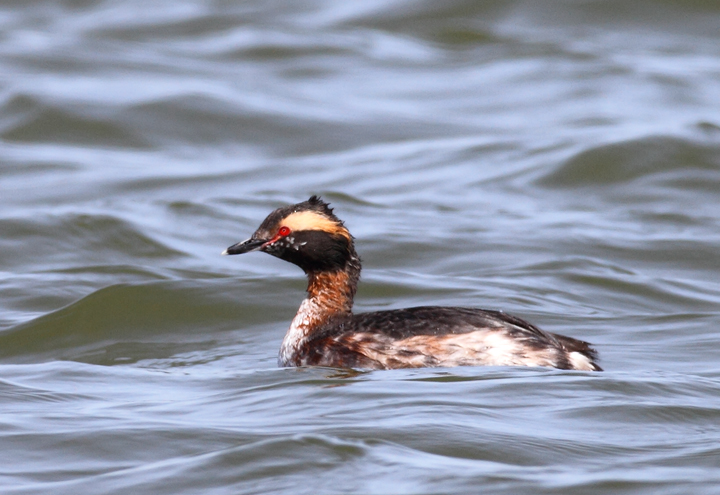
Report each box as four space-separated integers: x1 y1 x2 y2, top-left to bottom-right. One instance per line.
2 1 720 493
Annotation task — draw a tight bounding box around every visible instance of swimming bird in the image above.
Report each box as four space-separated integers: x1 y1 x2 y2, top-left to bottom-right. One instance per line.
223 196 601 371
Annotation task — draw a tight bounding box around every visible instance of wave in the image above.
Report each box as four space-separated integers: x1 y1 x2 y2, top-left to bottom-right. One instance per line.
537 135 720 189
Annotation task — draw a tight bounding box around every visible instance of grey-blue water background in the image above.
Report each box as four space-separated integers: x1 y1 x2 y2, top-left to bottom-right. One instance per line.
2 1 720 494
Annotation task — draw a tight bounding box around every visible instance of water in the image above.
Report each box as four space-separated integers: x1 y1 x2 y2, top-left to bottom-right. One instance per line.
2 0 720 493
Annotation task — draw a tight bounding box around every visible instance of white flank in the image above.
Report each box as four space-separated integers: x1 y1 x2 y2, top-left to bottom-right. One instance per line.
278 298 321 366
568 351 594 371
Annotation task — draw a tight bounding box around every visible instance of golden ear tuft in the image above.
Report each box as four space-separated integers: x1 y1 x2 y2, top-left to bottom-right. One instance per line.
282 211 350 241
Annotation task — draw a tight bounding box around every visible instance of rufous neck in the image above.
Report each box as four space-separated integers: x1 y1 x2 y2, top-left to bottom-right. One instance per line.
279 264 360 366
305 268 357 317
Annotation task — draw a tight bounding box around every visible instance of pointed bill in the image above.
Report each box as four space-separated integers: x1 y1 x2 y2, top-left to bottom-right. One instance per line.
222 238 266 255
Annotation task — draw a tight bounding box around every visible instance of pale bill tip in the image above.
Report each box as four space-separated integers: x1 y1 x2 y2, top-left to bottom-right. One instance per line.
221 249 229 256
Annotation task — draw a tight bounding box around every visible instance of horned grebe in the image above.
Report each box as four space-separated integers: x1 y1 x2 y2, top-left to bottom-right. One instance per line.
223 196 602 371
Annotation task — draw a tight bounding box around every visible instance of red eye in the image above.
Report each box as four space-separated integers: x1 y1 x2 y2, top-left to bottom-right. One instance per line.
278 226 291 237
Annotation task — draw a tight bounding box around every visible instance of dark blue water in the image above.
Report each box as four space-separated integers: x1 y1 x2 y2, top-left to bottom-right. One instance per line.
2 1 720 493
